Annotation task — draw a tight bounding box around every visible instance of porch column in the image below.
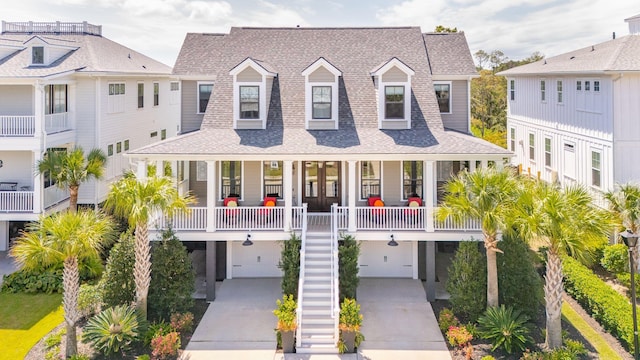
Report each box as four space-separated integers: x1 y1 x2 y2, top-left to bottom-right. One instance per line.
284 160 293 231
33 83 44 137
206 241 216 301
33 151 43 214
424 160 435 232
206 160 217 232
481 160 488 169
136 160 147 179
496 159 504 170
297 161 302 206
469 160 477 172
425 241 436 301
348 160 357 232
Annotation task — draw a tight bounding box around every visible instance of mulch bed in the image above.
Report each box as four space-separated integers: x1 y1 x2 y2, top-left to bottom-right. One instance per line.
25 299 210 359
432 296 631 360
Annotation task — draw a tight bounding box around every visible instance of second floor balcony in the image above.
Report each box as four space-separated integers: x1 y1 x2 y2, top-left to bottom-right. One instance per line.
0 113 72 137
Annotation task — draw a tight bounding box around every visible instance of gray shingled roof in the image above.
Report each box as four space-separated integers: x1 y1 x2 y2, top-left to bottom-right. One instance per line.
499 35 640 75
423 32 477 76
132 27 508 158
0 33 171 77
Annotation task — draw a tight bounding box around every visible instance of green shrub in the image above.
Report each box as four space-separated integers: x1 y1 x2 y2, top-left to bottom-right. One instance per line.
170 312 194 333
339 298 363 332
437 308 459 333
143 320 173 346
68 355 90 360
1 267 62 294
78 283 102 318
136 355 151 360
148 229 195 321
45 347 60 360
481 356 496 360
446 241 486 322
100 231 136 308
273 294 297 332
498 233 544 319
339 234 360 301
563 256 636 353
616 272 640 294
278 233 301 298
601 244 629 274
478 305 532 354
83 305 140 355
563 339 587 358
44 327 66 349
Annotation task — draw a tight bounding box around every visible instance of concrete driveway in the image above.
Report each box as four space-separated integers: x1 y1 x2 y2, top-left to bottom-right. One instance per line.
0 251 17 286
357 278 451 360
182 278 282 360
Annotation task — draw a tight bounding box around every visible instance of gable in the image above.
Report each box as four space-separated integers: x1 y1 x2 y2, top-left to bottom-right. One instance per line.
381 66 408 82
308 66 336 82
236 66 262 82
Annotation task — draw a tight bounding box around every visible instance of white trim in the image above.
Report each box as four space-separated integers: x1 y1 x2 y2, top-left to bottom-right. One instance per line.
556 79 563 104
260 160 284 199
378 82 411 128
370 57 415 77
544 135 553 168
528 131 535 162
196 81 214 114
153 81 159 107
136 81 144 109
358 160 383 201
219 160 244 201
301 57 342 77
229 58 277 77
540 78 546 103
433 81 452 114
400 160 423 201
233 81 267 129
590 148 602 189
305 82 339 129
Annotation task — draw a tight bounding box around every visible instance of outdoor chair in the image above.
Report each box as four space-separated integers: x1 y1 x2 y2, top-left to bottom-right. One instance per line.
404 196 423 225
257 196 277 224
224 196 240 224
367 196 386 223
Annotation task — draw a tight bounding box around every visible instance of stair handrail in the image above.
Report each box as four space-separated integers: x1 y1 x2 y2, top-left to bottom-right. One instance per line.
331 203 340 347
295 203 308 348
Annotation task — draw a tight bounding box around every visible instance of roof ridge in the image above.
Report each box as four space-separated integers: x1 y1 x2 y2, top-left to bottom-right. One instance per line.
605 35 630 70
233 26 419 30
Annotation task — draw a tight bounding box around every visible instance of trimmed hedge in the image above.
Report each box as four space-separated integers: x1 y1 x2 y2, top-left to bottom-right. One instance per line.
562 256 635 353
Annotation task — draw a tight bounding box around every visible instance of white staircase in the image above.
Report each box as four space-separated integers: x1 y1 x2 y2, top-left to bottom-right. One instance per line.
296 233 339 353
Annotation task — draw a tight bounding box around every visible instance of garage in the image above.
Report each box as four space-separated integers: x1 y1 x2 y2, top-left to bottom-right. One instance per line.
359 241 414 278
231 241 282 278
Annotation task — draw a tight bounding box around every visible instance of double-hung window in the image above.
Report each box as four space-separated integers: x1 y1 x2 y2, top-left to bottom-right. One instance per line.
557 80 563 104
240 86 259 119
434 83 451 113
44 85 68 115
544 137 552 167
591 151 601 187
385 86 404 119
510 128 516 152
529 133 535 161
137 83 144 108
221 161 242 198
402 161 423 199
153 82 159 106
360 161 381 199
108 83 126 113
312 86 331 119
263 161 283 198
510 79 515 100
540 80 546 102
32 46 44 64
198 83 213 113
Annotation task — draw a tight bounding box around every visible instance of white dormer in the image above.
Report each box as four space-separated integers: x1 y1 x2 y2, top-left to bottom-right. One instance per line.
625 14 640 35
23 36 78 66
0 43 24 62
370 57 415 130
229 58 277 130
302 57 342 130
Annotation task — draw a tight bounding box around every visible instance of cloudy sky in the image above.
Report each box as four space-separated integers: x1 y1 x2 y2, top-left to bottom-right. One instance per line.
4 0 638 66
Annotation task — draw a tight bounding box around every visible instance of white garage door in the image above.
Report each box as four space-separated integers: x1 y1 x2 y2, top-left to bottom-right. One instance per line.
359 241 413 278
231 241 282 278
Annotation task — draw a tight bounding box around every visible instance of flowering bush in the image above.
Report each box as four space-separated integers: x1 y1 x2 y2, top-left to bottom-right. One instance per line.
170 312 194 333
438 308 459 333
446 325 473 348
151 331 181 360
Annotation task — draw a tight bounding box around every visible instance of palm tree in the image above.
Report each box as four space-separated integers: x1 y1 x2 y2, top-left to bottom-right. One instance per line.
512 180 612 349
10 210 114 357
436 167 518 308
605 183 640 270
104 172 193 320
37 147 107 213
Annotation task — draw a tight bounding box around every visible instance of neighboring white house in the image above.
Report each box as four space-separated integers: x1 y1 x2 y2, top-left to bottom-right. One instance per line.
127 27 511 353
500 15 640 205
0 21 180 250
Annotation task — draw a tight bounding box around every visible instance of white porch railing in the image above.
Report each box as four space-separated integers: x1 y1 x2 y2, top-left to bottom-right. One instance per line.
0 116 35 136
0 191 34 212
354 206 426 230
43 187 70 209
2 21 102 36
295 204 308 348
45 113 71 134
330 204 340 347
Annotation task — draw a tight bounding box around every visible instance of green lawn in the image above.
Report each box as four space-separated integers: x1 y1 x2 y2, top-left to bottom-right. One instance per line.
562 302 623 360
0 293 63 359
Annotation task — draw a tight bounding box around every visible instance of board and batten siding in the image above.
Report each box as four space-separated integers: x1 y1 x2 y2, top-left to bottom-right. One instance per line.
440 80 469 133
0 85 32 115
181 80 205 133
508 117 613 192
613 73 640 183
506 76 613 142
0 151 35 188
74 77 98 204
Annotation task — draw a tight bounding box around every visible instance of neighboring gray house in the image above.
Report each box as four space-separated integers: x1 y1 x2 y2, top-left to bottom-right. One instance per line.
0 21 180 250
129 27 510 353
501 15 640 206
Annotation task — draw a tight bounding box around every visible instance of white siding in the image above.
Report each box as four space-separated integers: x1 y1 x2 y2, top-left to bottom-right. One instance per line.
613 74 640 183
0 151 34 188
0 85 32 115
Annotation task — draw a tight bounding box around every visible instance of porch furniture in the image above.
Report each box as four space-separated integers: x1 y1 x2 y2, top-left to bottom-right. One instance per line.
404 196 423 224
368 196 386 223
257 196 277 223
224 196 240 223
0 182 18 191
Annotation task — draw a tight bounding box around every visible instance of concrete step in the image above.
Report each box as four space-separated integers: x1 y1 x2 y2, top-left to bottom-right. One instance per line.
305 252 332 259
301 326 335 336
301 316 334 326
303 282 331 290
303 290 331 299
301 305 332 315
302 299 331 307
296 344 339 354
306 259 332 267
305 267 331 274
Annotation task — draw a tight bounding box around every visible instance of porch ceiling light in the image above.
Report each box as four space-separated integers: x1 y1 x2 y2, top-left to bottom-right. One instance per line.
243 234 253 246
387 234 398 247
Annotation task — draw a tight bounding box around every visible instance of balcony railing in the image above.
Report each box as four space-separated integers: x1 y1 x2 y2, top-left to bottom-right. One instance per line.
43 187 69 209
0 191 34 212
2 21 102 36
154 205 481 232
0 113 72 137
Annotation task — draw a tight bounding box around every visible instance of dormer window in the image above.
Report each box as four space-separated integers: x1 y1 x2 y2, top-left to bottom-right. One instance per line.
302 57 342 130
32 46 44 64
229 58 277 130
370 57 414 129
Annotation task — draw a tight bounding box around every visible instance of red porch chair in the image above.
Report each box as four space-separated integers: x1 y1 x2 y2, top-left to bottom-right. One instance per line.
257 196 277 223
224 197 240 224
404 196 423 224
368 196 386 223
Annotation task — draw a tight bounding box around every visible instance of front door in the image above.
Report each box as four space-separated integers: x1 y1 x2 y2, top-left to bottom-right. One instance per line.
303 161 341 212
